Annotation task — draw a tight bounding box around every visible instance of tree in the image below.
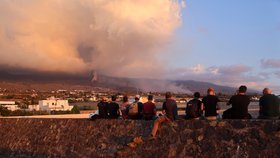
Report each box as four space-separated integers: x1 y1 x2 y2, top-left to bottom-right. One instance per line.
71 105 80 114
0 105 11 116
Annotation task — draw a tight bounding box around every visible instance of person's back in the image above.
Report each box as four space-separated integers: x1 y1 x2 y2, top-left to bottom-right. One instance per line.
97 99 108 118
151 92 178 138
186 92 202 119
229 95 250 119
163 98 178 121
202 88 219 118
143 95 156 120
259 88 280 119
107 95 120 119
227 85 251 119
120 96 130 119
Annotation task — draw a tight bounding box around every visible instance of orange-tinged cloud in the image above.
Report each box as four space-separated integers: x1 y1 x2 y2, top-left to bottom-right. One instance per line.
0 0 183 77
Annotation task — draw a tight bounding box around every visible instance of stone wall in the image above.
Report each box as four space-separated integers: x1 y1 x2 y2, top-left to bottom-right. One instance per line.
0 118 279 158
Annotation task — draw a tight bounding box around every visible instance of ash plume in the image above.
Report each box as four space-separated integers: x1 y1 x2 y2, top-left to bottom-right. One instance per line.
0 0 183 78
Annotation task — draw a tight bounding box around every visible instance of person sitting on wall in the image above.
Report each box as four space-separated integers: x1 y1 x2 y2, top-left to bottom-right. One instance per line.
143 95 157 120
107 95 120 119
223 85 251 119
185 92 203 120
120 96 130 119
97 97 109 119
128 95 144 120
258 88 280 119
151 92 178 139
202 88 220 121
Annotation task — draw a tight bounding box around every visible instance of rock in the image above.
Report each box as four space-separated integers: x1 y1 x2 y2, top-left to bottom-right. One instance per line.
217 121 227 127
133 136 143 144
197 135 204 141
99 143 107 150
127 142 137 148
117 151 127 158
187 139 193 145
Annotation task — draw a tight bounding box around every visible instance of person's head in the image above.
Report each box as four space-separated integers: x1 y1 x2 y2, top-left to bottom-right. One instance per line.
263 88 272 95
123 96 128 103
101 97 107 102
148 95 153 101
238 85 247 94
111 95 117 101
135 95 140 101
207 88 215 95
194 92 200 99
165 92 172 99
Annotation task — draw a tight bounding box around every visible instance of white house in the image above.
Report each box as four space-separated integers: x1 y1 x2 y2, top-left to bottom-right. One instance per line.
28 104 40 111
38 97 73 112
0 101 20 111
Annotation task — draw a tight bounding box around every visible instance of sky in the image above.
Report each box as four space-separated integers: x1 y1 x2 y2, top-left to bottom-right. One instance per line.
162 0 280 93
0 0 279 93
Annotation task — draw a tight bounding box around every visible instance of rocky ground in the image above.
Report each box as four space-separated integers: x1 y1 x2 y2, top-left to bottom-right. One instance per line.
0 118 279 158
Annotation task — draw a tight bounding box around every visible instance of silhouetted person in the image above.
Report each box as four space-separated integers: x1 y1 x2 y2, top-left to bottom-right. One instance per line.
258 88 280 119
151 92 178 138
143 95 157 120
128 95 144 120
107 95 120 119
97 97 108 119
223 85 251 119
186 92 202 119
120 96 130 119
202 88 220 120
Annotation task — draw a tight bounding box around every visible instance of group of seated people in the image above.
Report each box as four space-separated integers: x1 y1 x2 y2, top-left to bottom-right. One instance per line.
93 85 280 138
94 94 157 120
94 85 280 121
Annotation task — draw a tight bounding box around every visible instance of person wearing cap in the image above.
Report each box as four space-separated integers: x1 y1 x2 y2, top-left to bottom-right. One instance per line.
258 88 280 119
224 85 251 119
151 92 178 138
201 88 220 120
97 97 109 119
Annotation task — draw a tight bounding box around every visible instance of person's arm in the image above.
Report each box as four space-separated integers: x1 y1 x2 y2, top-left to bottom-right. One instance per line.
162 102 166 114
259 97 263 116
153 104 157 115
174 102 178 118
227 97 232 106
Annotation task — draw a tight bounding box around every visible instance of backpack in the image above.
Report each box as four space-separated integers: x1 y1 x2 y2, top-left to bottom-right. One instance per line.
186 99 200 118
128 102 138 115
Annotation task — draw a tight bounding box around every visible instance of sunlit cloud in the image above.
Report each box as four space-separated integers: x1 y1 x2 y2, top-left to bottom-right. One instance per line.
261 59 280 69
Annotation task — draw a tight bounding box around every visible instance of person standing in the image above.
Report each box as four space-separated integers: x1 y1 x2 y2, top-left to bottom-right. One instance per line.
259 88 280 119
202 88 220 120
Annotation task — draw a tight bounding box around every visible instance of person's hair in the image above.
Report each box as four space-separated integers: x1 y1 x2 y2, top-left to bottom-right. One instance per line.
123 96 128 102
207 88 214 94
148 95 153 101
239 85 247 93
165 92 172 99
194 92 200 98
111 95 117 101
263 88 272 95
